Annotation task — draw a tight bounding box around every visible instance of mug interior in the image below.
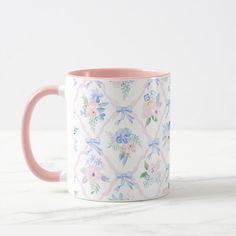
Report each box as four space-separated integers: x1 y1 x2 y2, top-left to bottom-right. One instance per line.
68 68 169 80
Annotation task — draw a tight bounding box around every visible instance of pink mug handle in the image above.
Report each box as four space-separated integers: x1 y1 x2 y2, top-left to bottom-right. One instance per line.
21 86 62 182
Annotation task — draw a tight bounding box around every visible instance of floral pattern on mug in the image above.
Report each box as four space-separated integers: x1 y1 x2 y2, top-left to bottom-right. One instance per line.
115 106 134 125
70 74 170 201
107 128 142 166
146 138 161 161
84 80 104 88
84 137 102 156
73 126 80 152
111 81 134 100
162 121 170 148
143 90 160 127
165 99 170 118
110 192 134 201
80 155 109 195
140 160 161 187
80 88 108 132
115 172 134 191
164 163 170 183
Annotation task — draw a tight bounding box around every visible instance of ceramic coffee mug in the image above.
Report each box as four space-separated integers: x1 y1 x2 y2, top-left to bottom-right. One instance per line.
22 68 170 201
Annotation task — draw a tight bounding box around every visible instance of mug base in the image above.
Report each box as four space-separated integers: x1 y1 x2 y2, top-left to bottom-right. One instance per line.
68 188 169 202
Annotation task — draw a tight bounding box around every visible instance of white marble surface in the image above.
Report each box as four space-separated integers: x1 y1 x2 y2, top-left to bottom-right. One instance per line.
0 130 236 235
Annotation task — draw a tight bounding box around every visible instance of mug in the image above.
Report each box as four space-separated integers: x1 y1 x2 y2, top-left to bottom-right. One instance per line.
22 68 170 201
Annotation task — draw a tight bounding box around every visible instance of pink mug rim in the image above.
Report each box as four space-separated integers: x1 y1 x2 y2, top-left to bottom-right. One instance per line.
67 68 170 81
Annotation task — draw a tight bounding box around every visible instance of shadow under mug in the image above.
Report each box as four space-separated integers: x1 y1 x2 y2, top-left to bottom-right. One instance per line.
22 68 170 202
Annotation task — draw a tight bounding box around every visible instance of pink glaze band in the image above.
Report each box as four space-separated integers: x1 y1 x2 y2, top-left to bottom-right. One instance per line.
21 86 61 182
67 68 169 80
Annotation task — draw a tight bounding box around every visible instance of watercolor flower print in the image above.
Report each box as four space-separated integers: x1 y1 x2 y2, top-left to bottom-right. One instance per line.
107 128 142 166
140 160 161 187
143 90 161 127
80 88 108 132
80 155 109 195
143 79 161 127
162 121 170 148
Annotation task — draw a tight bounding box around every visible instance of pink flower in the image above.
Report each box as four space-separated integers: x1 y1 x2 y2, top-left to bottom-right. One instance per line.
86 105 98 118
127 143 135 154
84 166 101 183
142 101 158 118
121 143 136 157
147 163 159 177
121 144 128 153
88 99 96 106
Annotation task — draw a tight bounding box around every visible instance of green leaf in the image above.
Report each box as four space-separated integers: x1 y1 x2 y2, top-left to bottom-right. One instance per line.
108 140 120 151
121 81 131 99
144 161 149 170
91 183 100 194
89 118 96 130
140 172 148 178
132 135 142 147
152 115 157 122
145 117 151 127
82 96 88 105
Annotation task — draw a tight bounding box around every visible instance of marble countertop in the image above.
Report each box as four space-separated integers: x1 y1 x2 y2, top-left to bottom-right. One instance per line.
0 130 236 235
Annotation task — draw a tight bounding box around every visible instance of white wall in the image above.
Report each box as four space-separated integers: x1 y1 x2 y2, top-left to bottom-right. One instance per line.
0 0 235 129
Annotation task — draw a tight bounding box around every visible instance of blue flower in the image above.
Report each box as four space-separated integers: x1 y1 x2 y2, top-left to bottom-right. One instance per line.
144 93 150 102
92 89 103 103
115 128 132 144
73 127 79 135
80 109 86 117
97 107 106 120
101 175 109 182
98 112 105 120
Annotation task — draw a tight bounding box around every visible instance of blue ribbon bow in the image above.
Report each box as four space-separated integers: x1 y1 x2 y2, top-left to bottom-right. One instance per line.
147 139 160 159
115 172 134 191
85 137 102 155
165 164 170 182
165 99 170 118
115 106 134 125
84 80 103 88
